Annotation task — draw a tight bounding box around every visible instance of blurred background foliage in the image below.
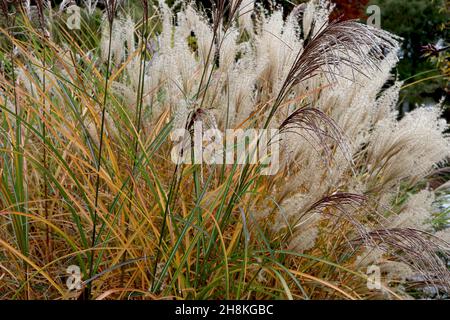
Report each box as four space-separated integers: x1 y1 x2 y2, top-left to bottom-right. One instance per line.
263 0 449 120
367 0 448 119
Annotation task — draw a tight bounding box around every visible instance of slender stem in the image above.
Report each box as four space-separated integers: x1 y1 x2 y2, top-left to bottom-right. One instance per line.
85 19 114 299
401 75 445 90
150 162 180 292
119 12 149 288
6 7 29 299
39 22 51 263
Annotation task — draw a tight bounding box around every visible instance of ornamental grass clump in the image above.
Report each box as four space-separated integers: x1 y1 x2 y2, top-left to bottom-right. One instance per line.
0 0 449 300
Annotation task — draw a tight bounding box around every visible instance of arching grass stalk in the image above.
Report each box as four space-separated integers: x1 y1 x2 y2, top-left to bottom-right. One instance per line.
401 75 445 90
184 1 245 287
35 0 51 263
1 4 30 299
148 1 235 292
152 170 216 294
150 160 182 292
85 1 116 299
119 0 150 288
91 121 173 282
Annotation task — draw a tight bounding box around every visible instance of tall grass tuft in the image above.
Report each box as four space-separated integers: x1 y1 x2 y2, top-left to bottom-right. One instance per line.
0 0 449 300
